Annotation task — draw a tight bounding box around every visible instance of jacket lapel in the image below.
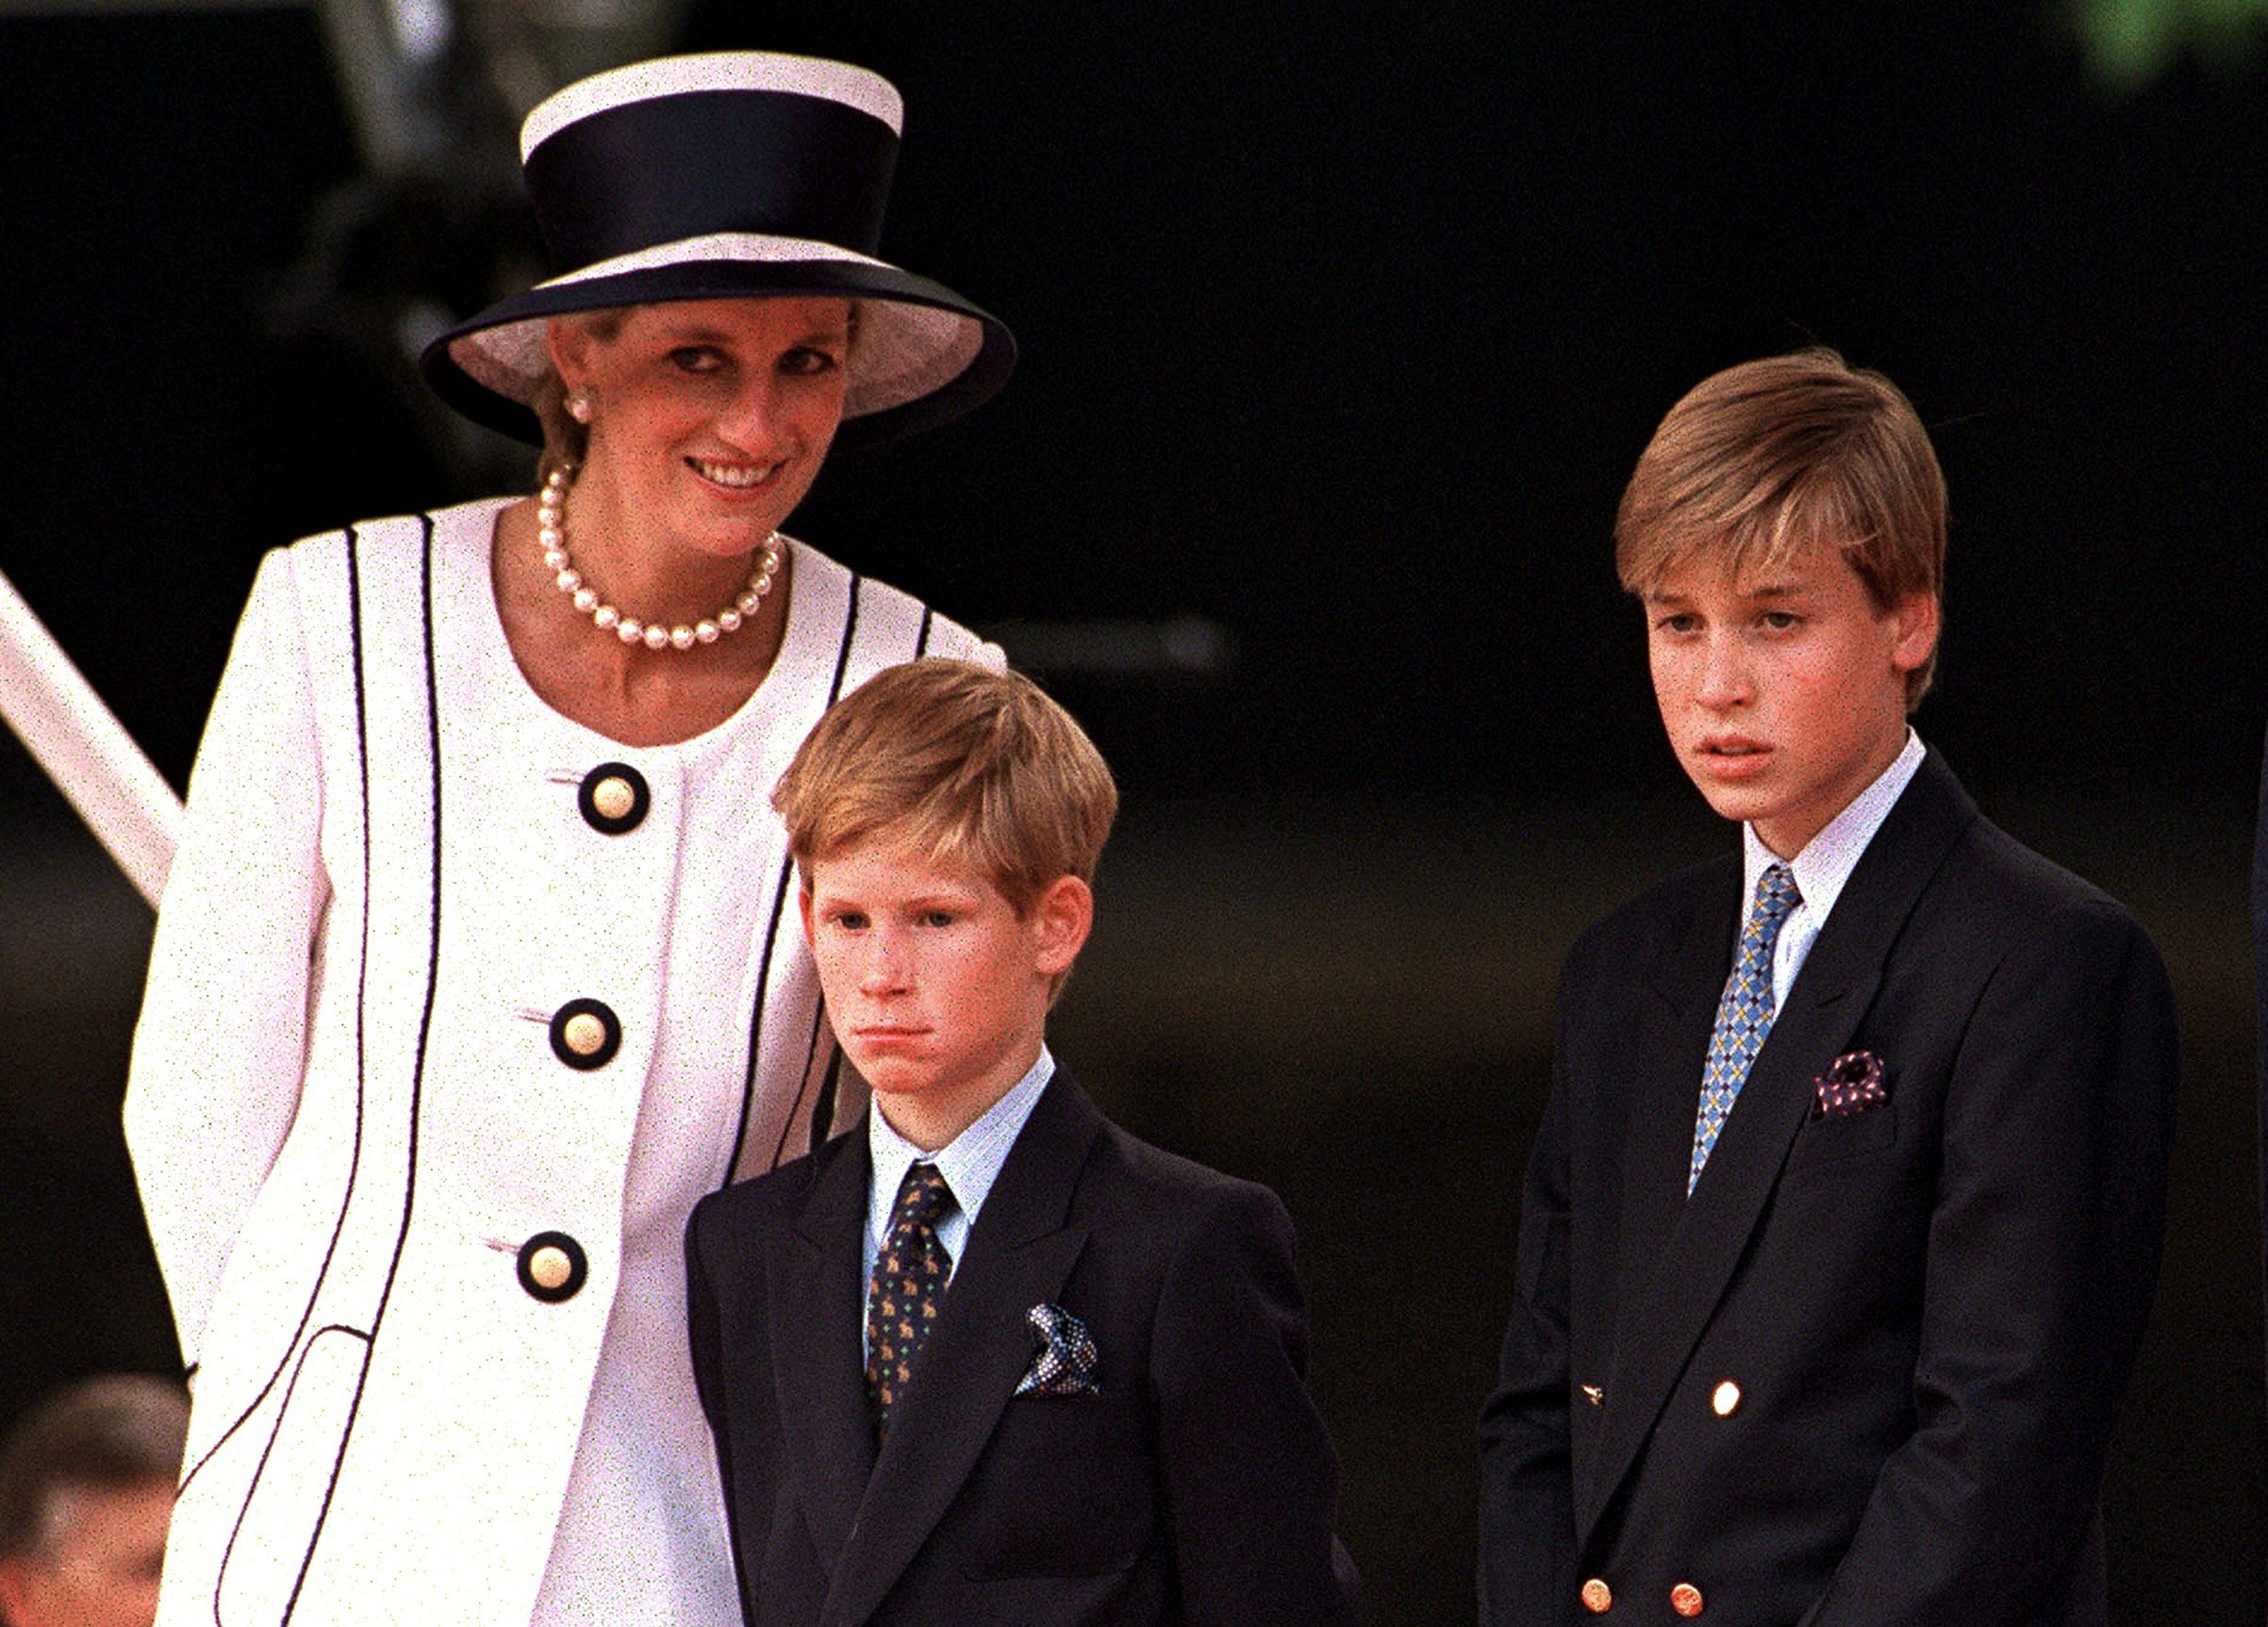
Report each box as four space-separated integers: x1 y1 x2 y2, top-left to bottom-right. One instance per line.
772 1132 882 1572
1581 872 1734 1527
819 1074 1101 1627
1614 869 1741 1303
1581 753 1978 1537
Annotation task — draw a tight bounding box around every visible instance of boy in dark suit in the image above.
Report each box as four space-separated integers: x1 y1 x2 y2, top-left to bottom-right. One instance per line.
1479 350 2178 1625
687 658 1359 1627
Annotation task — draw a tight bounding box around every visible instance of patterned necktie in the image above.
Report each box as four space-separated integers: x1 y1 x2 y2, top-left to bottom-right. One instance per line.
1690 863 1801 1193
866 1162 955 1439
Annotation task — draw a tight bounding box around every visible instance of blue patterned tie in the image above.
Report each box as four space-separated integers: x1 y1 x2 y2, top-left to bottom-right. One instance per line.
1691 863 1801 1193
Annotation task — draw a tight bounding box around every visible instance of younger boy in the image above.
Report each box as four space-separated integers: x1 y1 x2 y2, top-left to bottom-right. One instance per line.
1478 350 2177 1625
687 658 1359 1627
0 1374 187 1627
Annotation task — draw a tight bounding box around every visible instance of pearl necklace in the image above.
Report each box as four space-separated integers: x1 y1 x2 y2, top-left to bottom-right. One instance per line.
538 467 781 652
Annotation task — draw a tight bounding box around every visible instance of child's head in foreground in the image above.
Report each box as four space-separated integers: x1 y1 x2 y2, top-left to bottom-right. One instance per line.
773 658 1118 1148
1614 348 1945 856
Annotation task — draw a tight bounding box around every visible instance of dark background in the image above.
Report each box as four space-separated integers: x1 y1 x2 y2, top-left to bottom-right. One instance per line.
1 3 2263 1620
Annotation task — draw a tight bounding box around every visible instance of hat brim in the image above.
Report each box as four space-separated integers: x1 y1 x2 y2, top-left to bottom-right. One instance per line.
421 250 1015 451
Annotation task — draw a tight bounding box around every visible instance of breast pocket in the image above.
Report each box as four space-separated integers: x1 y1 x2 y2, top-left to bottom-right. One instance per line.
1782 1101 1901 1176
958 1392 1154 1580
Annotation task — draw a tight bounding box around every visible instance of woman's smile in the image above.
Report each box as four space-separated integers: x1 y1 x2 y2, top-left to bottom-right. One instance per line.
689 456 784 490
550 294 853 563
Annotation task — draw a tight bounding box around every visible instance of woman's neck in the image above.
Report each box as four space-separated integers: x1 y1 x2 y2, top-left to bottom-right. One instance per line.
557 465 766 628
489 492 794 748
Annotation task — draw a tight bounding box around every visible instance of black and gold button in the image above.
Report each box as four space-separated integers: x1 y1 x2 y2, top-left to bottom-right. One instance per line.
1580 1578 1613 1614
577 762 650 835
516 1232 588 1303
1670 1583 1705 1618
549 999 621 1070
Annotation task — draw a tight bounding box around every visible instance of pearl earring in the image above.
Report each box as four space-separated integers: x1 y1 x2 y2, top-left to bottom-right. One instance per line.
567 390 593 424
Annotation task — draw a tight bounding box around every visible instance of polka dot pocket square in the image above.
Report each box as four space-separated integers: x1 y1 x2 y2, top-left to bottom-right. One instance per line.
1812 1049 1889 1121
1013 1303 1101 1398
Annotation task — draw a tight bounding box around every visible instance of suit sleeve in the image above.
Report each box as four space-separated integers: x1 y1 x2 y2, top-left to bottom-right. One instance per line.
123 546 329 1370
685 1199 730 1455
1801 897 2177 1627
1151 1183 1360 1627
685 1199 767 1625
1477 954 1584 1627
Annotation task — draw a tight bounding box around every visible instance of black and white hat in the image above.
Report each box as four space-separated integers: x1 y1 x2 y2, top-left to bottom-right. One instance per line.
422 52 1015 450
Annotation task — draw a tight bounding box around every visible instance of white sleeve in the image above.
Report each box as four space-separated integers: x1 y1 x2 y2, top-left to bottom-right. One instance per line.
124 545 330 1368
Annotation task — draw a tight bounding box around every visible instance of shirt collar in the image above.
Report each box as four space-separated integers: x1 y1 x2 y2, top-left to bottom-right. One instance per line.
867 1045 1056 1231
1743 729 1926 921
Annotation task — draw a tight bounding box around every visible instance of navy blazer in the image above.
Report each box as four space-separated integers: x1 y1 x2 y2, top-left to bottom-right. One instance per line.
1480 751 2177 1626
686 1071 1360 1627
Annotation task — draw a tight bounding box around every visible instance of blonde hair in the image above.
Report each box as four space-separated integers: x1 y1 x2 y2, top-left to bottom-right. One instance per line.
773 658 1117 916
1614 347 1946 706
0 1375 188 1560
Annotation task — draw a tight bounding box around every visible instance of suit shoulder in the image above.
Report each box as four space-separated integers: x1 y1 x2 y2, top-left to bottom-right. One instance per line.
785 541 1000 669
1084 1119 1294 1238
279 497 509 571
689 1137 840 1245
1563 853 1739 980
1944 816 2161 955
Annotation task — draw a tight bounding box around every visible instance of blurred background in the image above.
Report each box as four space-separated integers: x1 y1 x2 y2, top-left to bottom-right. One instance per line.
1 1 2264 1619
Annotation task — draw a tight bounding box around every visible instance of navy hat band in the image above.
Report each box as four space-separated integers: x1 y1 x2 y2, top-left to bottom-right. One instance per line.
525 91 899 269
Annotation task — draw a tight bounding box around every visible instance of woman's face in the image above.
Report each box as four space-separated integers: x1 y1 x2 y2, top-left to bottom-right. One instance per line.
548 295 853 558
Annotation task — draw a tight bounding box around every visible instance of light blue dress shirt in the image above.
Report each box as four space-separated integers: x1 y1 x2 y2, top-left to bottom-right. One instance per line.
1741 728 1927 1009
861 1046 1057 1351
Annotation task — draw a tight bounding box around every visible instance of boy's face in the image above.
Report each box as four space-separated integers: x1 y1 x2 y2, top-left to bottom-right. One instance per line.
1644 542 1938 858
0 1477 174 1627
801 836 1091 1147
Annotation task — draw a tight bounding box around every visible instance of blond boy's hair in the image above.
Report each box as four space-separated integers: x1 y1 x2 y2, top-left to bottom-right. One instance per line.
772 657 1117 915
0 1374 188 1561
1614 347 1947 707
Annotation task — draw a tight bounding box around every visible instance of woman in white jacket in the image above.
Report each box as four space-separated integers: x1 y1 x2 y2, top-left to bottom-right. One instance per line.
124 52 1012 1627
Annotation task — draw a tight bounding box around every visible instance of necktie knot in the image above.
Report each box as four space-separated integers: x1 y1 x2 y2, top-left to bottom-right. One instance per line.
892 1162 954 1231
1752 862 1800 933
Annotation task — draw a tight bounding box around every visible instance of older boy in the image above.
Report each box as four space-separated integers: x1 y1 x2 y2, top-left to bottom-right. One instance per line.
686 658 1358 1627
1479 350 2177 1625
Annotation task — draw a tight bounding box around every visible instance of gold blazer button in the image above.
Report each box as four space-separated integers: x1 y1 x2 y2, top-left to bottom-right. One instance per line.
548 999 621 1070
1671 1582 1705 1617
578 761 650 834
1711 1380 1742 1417
1581 1578 1613 1614
516 1232 588 1303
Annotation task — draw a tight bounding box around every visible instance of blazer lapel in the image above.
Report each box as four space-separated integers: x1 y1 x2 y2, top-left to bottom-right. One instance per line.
772 1132 882 1573
1581 868 1735 1528
1614 870 1741 1301
819 1075 1101 1627
1582 753 1978 1537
